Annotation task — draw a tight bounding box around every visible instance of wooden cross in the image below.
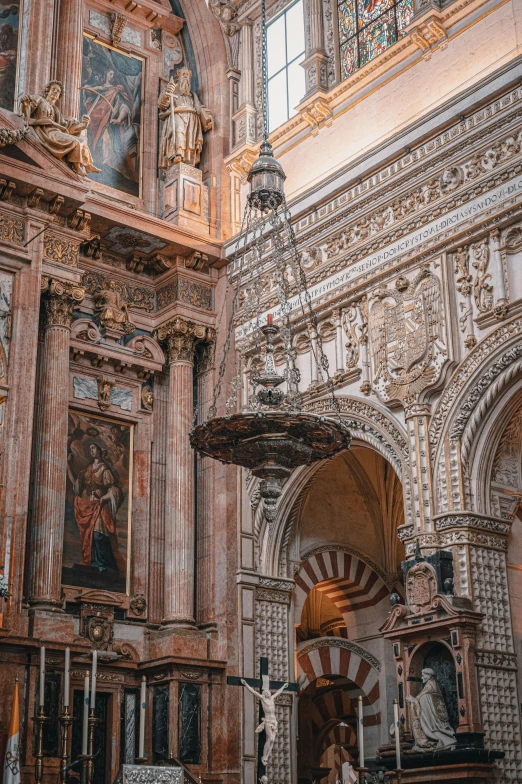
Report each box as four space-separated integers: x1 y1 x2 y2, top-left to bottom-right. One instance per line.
228 657 299 782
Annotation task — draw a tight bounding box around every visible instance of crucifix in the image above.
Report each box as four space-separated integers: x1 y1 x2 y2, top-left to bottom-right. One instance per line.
228 657 300 782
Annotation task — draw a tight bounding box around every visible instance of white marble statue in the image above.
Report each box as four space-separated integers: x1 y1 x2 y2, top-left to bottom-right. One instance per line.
406 668 456 752
241 676 289 766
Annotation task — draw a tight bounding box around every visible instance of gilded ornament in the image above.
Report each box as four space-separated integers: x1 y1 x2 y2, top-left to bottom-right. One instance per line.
110 12 127 46
82 271 154 313
155 317 209 365
97 376 114 411
43 232 80 267
0 212 24 245
141 385 153 411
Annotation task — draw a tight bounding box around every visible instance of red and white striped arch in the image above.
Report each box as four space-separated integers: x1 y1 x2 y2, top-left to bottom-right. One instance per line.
294 549 391 625
322 723 358 751
297 639 381 710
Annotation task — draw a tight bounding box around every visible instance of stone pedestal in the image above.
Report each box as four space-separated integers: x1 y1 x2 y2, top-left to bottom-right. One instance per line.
391 762 498 783
163 163 210 234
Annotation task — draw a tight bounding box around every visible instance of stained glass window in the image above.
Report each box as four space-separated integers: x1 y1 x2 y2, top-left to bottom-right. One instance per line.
267 0 306 132
338 0 413 79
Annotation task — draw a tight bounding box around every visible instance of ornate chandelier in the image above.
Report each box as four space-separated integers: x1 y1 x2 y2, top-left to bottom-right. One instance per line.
190 0 351 521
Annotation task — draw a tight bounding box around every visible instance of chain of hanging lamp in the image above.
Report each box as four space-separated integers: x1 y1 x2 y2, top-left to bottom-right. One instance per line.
190 0 351 523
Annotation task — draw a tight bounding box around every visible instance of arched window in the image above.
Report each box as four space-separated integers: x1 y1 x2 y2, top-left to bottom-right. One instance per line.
337 0 413 79
267 0 306 132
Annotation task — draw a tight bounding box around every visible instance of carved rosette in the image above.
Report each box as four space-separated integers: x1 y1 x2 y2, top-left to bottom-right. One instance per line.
156 317 210 366
41 278 85 329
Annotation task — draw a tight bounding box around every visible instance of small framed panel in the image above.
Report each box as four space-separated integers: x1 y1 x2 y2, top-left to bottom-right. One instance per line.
178 683 202 764
0 1 21 111
62 410 133 593
80 34 143 197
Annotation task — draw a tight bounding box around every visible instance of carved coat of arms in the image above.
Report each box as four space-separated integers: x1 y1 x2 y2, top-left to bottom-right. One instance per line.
369 269 447 404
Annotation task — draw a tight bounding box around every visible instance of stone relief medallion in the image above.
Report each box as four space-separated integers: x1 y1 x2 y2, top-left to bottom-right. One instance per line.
406 562 438 614
86 615 112 649
369 268 447 404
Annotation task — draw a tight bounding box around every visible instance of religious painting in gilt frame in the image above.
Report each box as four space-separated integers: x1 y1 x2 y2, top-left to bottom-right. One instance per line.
80 35 143 197
62 410 133 594
0 0 21 111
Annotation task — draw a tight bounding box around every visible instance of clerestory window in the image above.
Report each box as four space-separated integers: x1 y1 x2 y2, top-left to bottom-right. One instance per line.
337 0 413 79
266 0 306 132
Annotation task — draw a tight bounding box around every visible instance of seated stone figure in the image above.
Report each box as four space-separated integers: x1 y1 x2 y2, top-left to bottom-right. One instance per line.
407 668 456 752
20 80 101 176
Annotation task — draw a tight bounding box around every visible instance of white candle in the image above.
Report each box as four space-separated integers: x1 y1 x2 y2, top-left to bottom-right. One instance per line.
39 646 45 708
394 699 401 770
358 695 364 769
63 648 70 708
90 650 97 712
82 672 90 755
138 676 146 759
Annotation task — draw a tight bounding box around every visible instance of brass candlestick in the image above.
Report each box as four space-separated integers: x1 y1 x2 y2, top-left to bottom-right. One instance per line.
59 705 74 783
357 767 368 784
86 709 99 784
33 706 48 784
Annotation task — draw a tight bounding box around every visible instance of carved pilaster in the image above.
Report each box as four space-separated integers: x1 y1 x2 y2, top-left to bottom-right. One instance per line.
404 403 434 536
453 246 476 350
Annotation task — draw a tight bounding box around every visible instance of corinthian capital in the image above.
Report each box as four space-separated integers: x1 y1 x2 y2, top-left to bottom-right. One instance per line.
156 316 210 365
41 277 85 328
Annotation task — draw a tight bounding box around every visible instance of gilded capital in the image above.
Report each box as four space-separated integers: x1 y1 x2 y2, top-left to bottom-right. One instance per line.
155 316 209 365
41 278 85 329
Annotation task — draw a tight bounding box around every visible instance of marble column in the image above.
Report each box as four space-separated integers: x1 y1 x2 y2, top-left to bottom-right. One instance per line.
27 278 84 609
302 0 329 95
158 317 206 627
54 0 83 117
18 0 56 97
195 336 216 628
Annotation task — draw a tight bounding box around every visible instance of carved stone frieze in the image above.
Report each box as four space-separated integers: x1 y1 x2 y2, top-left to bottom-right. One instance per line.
256 587 291 604
82 271 155 312
156 276 213 311
41 278 85 328
471 238 493 313
434 514 510 535
208 0 240 35
115 765 183 784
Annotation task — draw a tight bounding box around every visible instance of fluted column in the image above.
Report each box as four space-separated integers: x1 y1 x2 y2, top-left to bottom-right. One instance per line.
54 0 83 117
196 337 216 627
157 318 206 627
18 0 55 97
28 278 84 609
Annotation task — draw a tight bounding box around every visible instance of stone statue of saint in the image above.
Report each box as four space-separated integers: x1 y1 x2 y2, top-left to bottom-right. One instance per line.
93 281 133 333
241 677 289 766
19 81 101 176
406 668 456 752
158 66 213 169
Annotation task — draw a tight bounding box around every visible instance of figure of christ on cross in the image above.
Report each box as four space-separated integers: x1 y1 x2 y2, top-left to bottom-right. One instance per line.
227 657 300 780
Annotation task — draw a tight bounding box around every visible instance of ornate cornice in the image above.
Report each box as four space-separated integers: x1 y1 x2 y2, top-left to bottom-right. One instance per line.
41 277 85 329
434 513 511 536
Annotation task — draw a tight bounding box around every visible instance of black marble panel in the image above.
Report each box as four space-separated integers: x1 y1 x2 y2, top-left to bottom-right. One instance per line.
178 683 201 765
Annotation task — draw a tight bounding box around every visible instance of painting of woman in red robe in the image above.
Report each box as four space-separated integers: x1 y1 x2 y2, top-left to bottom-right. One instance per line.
62 412 132 592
